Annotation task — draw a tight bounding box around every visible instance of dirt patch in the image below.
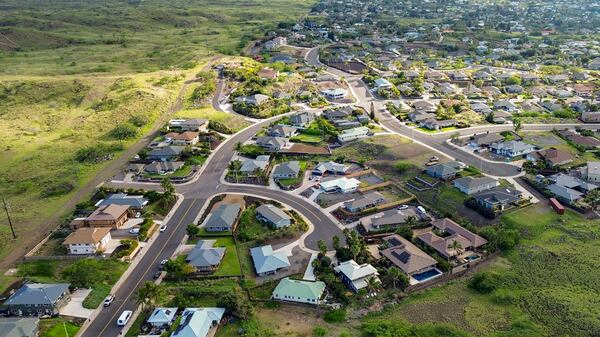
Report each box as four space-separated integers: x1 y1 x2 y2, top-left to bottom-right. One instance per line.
255 304 359 337
217 194 246 208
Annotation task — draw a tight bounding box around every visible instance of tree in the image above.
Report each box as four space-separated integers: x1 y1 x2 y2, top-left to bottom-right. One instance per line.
160 177 176 208
109 123 137 140
317 240 328 256
217 292 253 319
395 226 413 240
228 160 242 183
235 142 243 151
584 188 600 210
449 240 464 259
365 276 381 295
512 117 522 133
186 224 200 238
386 267 408 290
370 101 375 120
136 281 164 310
332 236 341 250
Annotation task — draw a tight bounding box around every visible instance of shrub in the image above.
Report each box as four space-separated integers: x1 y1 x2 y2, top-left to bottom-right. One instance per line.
75 143 123 163
323 309 346 323
41 181 75 198
394 162 413 173
128 115 148 127
469 271 501 293
313 327 327 337
113 239 138 258
109 123 137 140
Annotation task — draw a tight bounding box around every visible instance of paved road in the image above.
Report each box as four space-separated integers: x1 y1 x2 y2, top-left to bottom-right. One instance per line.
83 111 343 337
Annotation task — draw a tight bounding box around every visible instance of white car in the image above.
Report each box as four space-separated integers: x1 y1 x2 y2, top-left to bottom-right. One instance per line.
129 228 140 235
397 205 409 210
134 212 141 218
159 225 167 232
103 294 114 307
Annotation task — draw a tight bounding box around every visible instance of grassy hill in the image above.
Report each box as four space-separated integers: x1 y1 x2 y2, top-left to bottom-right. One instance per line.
0 0 314 284
0 0 314 76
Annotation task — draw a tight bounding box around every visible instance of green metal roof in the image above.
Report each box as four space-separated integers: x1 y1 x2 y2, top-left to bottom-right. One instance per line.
272 277 325 300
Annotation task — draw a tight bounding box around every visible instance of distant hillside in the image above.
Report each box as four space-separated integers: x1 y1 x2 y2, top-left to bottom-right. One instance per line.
0 0 314 75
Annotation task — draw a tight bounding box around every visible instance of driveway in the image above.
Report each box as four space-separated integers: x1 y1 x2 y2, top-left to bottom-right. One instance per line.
60 289 94 319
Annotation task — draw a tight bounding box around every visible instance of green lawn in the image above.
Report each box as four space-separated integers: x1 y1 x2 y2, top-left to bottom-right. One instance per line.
237 242 257 282
377 204 600 336
236 206 275 242
212 237 242 277
175 108 250 133
39 318 81 337
290 133 325 144
144 163 194 178
17 258 128 309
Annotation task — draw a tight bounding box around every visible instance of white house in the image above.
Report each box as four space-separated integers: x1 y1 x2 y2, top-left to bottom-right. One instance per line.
338 127 370 142
334 260 380 293
147 307 178 328
321 88 349 100
271 277 326 305
585 161 600 183
265 37 287 50
62 228 111 255
374 78 393 90
319 177 361 193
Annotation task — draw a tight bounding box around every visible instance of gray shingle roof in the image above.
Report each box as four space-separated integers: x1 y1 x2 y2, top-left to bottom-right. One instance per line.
273 161 300 177
256 205 290 225
250 245 290 274
4 283 70 306
0 317 39 337
186 240 226 268
204 204 240 230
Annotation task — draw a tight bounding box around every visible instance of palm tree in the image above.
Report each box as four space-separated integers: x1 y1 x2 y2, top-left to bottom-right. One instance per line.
365 276 381 296
387 267 403 289
404 215 417 228
228 160 242 183
449 240 464 259
136 281 164 310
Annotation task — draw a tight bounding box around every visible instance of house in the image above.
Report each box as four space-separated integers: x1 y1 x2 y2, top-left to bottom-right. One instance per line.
271 278 326 305
96 193 148 210
203 204 241 232
481 86 502 97
426 218 487 255
417 220 487 259
338 126 370 142
360 206 425 232
147 146 185 162
2 283 70 316
165 131 200 146
312 161 348 175
412 100 436 113
490 140 536 158
240 155 270 175
472 187 523 211
380 234 438 276
186 240 226 273
144 161 185 175
343 192 385 213
63 227 111 255
290 111 315 127
0 317 39 337
171 308 225 337
409 111 436 123
265 36 287 50
526 149 573 166
558 130 600 149
425 162 460 180
493 100 519 113
239 94 270 106
547 184 583 203
573 84 595 98
469 133 503 148
257 68 278 80
581 111 600 123
319 177 361 193
70 204 130 229
333 119 361 130
256 204 292 228
324 106 353 121
420 118 456 131
168 119 208 132
585 162 600 183
321 88 349 100
374 78 393 90
587 58 600 70
334 260 379 293
250 245 291 276
147 307 178 328
504 85 524 94
453 177 499 195
450 71 470 81
272 161 300 179
256 137 289 152
268 125 296 138
470 102 492 115
540 101 563 113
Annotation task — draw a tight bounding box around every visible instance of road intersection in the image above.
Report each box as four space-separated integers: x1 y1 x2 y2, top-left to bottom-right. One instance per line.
82 47 600 337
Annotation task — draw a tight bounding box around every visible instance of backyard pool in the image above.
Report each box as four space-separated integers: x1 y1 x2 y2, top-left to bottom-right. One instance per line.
465 253 480 262
412 268 443 282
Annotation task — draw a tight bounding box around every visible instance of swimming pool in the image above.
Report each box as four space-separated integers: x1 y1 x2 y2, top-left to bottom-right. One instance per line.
465 254 480 261
412 268 442 282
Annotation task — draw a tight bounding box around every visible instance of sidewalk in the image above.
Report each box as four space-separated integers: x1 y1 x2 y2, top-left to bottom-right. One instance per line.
75 193 185 337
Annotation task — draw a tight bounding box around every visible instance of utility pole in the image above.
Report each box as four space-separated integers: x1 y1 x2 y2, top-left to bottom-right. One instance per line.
2 197 16 239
